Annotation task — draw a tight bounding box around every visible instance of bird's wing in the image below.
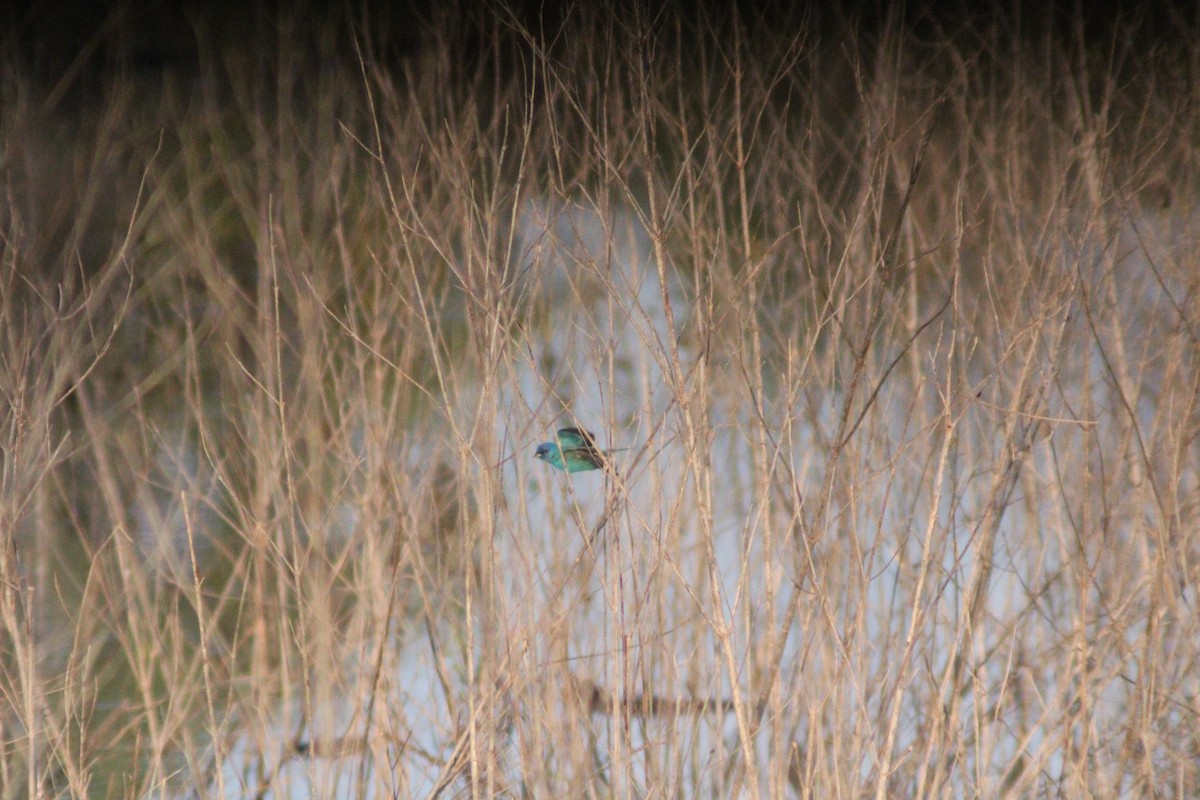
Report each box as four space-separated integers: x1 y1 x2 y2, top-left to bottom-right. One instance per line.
556 428 599 449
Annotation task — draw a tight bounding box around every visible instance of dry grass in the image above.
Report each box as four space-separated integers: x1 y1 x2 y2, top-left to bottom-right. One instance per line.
2 4 1198 798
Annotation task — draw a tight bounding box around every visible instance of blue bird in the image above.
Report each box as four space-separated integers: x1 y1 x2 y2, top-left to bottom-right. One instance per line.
534 428 621 473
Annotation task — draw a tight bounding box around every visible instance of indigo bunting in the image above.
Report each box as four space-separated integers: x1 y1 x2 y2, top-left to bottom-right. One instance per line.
534 428 621 473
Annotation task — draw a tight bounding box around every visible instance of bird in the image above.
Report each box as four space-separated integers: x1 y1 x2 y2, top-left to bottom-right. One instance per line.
534 427 622 473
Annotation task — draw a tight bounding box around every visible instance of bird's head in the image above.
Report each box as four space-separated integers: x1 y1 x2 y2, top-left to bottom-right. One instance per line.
534 440 564 468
